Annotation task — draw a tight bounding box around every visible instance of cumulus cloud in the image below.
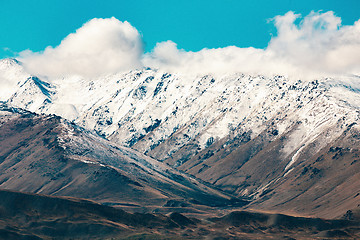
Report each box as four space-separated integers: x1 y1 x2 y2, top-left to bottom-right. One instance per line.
143 41 281 78
17 11 360 80
144 11 360 79
267 11 360 78
19 17 143 79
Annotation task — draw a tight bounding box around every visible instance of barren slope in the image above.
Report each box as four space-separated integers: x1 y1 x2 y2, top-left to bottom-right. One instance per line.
1 189 359 240
0 102 237 213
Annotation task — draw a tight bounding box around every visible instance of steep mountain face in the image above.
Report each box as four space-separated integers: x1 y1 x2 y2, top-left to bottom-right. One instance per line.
2 58 360 218
0 102 236 214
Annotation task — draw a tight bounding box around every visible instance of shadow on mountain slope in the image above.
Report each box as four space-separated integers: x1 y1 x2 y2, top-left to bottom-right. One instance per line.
1 189 360 240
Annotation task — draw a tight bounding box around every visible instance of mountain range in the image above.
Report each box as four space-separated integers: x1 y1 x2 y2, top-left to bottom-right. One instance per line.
1 58 360 238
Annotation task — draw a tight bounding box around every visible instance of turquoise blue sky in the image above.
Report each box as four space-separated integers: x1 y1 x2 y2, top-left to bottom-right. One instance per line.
0 0 359 59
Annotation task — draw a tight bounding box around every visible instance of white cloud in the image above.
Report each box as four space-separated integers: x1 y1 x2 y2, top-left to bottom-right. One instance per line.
144 11 360 79
267 11 360 78
17 12 360 80
143 41 277 77
19 17 143 79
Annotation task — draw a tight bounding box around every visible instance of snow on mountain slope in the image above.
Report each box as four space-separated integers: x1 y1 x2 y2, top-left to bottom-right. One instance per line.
2 59 359 161
4 58 359 162
2 58 360 217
